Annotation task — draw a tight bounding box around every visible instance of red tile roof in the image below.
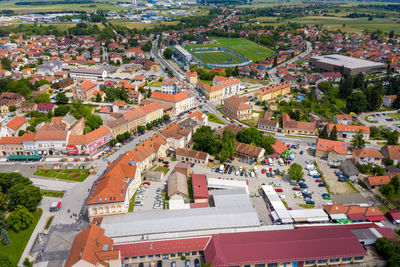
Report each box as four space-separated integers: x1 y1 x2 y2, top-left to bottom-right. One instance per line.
114 237 211 258
328 123 370 134
316 138 348 155
150 91 191 103
5 116 27 131
368 176 391 187
65 224 118 267
353 149 384 159
191 174 209 200
271 139 287 155
205 227 366 267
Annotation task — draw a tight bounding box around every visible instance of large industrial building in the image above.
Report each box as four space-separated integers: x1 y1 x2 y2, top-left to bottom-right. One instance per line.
310 54 386 76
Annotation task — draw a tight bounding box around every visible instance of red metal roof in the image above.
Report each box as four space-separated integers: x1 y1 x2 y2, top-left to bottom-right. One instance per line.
191 174 209 200
376 228 398 239
387 210 400 220
204 227 366 267
114 237 211 258
190 202 209 209
348 214 368 221
367 215 386 222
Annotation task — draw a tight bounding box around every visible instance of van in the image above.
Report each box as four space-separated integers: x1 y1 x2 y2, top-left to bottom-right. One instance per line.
309 170 318 176
250 172 255 178
306 164 316 171
220 164 224 171
278 158 284 166
268 158 273 166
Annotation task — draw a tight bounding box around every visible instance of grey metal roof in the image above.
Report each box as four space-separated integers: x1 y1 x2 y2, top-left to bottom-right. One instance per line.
101 206 260 238
311 54 386 69
212 189 253 208
341 159 360 176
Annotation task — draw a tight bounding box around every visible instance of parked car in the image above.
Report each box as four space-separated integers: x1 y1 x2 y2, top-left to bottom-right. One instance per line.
318 183 326 187
292 186 301 191
275 188 283 192
306 200 315 205
315 179 323 183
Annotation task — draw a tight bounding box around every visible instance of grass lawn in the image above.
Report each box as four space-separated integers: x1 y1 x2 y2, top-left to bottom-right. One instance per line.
128 190 138 213
0 209 42 265
149 81 162 87
44 216 54 230
206 113 225 125
213 37 275 62
298 204 315 209
40 190 64 198
154 166 170 175
34 169 90 182
388 113 400 120
190 51 245 64
199 79 213 85
242 116 259 127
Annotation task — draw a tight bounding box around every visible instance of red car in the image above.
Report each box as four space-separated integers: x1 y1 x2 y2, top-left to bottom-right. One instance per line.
143 182 150 186
275 188 283 192
163 164 169 168
292 186 301 191
315 179 323 183
261 169 266 174
269 168 273 172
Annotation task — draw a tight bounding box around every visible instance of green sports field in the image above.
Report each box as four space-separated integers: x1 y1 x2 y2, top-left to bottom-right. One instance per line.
190 51 245 64
213 37 275 62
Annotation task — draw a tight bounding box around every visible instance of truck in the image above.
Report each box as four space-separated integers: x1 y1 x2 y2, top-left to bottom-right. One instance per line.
50 201 61 212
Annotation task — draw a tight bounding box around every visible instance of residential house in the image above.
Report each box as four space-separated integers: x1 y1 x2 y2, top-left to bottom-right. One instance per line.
352 149 384 166
256 82 291 102
161 77 189 95
367 175 391 189
191 174 209 203
235 142 265 162
186 71 198 84
315 138 348 162
64 224 121 267
197 82 223 101
19 102 37 113
223 95 252 121
334 114 353 125
0 92 25 113
125 47 145 59
282 113 316 136
150 91 195 116
35 129 69 155
328 124 370 140
0 136 25 156
174 162 191 177
160 123 192 150
138 102 163 123
4 116 28 136
128 90 143 105
176 148 209 165
271 139 287 155
197 77 241 101
257 112 278 132
381 145 400 165
37 103 55 114
188 111 208 125
383 95 397 108
323 204 348 221
321 72 342 82
73 79 99 101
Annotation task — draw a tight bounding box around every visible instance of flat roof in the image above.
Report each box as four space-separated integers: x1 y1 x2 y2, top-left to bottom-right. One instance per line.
101 206 260 238
311 54 386 69
207 178 249 193
262 185 292 223
288 209 330 222
205 227 367 267
212 189 253 208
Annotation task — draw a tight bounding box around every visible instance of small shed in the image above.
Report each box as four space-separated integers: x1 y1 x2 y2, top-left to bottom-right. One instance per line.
387 210 400 224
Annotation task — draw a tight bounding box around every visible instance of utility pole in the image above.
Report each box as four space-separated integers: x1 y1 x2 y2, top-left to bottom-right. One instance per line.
257 32 260 63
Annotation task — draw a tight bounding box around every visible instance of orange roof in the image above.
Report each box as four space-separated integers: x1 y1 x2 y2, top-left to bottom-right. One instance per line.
258 82 290 96
64 224 119 267
316 138 348 155
346 205 366 215
323 204 348 214
138 102 163 115
35 129 68 141
364 206 384 217
150 91 191 103
271 139 287 154
78 79 97 90
335 114 353 121
123 107 146 121
186 71 197 77
68 125 111 146
328 123 370 134
0 136 22 144
382 145 400 160
368 176 391 187
188 111 205 121
353 149 384 159
5 116 27 131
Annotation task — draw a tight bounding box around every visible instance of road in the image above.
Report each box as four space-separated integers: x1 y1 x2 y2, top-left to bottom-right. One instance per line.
151 38 184 80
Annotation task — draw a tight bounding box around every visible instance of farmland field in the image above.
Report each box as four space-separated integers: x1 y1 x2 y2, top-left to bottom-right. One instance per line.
190 51 245 64
213 37 275 62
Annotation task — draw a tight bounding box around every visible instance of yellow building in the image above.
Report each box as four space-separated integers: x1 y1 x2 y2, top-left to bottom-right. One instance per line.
186 71 198 84
256 82 291 102
197 82 223 101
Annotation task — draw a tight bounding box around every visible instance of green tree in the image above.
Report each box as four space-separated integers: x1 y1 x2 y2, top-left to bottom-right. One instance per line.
288 163 304 181
0 254 14 267
124 131 132 140
319 125 329 139
0 190 6 211
350 130 366 149
339 77 353 98
192 126 221 156
346 92 367 113
55 92 69 105
317 81 333 92
85 114 103 131
329 125 338 140
219 128 236 163
365 86 383 111
109 139 118 147
138 126 146 133
373 165 385 176
142 41 152 52
370 126 379 138
47 110 53 119
7 205 33 232
163 48 172 59
233 66 239 76
34 93 51 104
387 130 399 145
389 30 395 38
1 228 10 246
18 130 25 137
0 57 12 70
163 114 170 121
8 105 16 112
272 56 278 67
54 105 69 117
353 73 364 89
8 184 42 212
380 184 395 200
0 211 7 230
95 92 102 103
146 122 153 130
391 176 400 195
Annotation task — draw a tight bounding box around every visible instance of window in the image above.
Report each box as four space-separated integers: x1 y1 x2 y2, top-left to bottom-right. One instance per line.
354 256 364 261
170 253 176 257
330 258 340 263
140 256 145 260
267 264 277 267
255 264 265 267
148 255 153 260
162 255 169 260
305 260 316 265
244 265 251 267
185 252 190 256
342 257 352 262
131 257 137 261
124 257 129 262
155 255 161 259
178 253 182 257
192 251 197 256
317 259 327 264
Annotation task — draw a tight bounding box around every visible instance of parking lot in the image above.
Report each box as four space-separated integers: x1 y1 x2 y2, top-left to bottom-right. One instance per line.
362 111 400 130
133 180 166 211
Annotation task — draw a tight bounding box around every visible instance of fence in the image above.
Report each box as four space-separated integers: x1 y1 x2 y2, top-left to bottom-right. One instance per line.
187 46 252 68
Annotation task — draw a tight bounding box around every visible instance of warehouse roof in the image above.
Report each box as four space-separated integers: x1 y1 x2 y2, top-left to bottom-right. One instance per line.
311 54 385 69
204 227 366 267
